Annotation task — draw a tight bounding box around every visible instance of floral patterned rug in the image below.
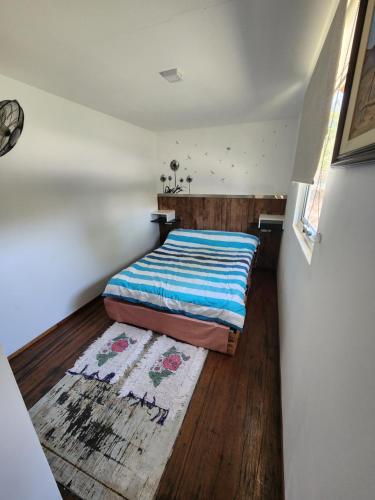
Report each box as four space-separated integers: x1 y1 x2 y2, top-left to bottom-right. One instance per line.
30 323 207 500
68 322 152 384
120 335 206 422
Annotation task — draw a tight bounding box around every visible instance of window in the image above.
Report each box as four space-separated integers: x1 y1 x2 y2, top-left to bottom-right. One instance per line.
298 87 345 244
296 0 359 251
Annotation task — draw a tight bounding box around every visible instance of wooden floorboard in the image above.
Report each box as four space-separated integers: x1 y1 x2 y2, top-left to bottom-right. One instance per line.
10 270 283 500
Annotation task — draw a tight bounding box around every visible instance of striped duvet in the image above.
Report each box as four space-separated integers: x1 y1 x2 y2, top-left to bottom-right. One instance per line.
103 229 259 331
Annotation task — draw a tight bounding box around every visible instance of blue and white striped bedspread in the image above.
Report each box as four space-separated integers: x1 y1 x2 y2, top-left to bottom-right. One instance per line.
103 229 259 331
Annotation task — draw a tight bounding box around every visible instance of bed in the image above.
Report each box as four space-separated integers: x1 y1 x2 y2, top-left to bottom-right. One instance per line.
103 229 259 355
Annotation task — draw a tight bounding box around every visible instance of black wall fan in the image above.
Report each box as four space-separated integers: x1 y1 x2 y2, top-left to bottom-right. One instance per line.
0 100 24 157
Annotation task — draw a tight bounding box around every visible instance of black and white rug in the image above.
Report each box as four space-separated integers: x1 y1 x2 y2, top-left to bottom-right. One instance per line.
30 322 207 500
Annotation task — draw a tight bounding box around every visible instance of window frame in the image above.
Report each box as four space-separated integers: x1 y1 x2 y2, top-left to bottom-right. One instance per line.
295 185 316 254
300 186 318 240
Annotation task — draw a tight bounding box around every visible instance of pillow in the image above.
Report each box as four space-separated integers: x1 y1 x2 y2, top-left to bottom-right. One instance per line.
164 228 258 253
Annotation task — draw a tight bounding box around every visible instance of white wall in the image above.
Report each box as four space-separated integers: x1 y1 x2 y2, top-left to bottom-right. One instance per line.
0 74 299 357
0 346 62 500
278 165 375 499
156 119 298 195
0 74 158 356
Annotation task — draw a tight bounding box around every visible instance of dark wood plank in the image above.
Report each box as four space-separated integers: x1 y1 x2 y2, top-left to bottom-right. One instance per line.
256 228 283 270
158 195 194 228
222 197 255 231
158 195 286 233
10 270 283 500
253 198 287 222
155 269 283 500
192 197 223 230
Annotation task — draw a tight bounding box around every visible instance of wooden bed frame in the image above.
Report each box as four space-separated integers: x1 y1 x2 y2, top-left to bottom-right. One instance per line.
104 194 286 355
104 257 255 356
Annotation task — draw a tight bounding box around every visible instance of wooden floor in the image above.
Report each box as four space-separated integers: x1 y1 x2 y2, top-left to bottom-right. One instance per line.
10 269 283 500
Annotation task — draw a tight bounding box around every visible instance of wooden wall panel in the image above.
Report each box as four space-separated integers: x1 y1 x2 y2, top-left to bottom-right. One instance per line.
158 195 287 233
191 197 222 230
221 198 254 233
158 196 193 228
253 198 287 222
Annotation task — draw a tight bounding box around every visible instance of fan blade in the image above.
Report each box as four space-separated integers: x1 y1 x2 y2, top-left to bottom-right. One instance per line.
9 128 21 147
0 123 10 137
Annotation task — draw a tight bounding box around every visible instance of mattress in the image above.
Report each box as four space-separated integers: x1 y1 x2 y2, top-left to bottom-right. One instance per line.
103 229 259 331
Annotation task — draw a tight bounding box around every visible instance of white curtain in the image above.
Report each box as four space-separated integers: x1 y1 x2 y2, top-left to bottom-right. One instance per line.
291 0 347 184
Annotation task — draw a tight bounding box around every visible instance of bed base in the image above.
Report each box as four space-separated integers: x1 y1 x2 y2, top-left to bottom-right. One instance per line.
104 297 240 356
104 249 256 356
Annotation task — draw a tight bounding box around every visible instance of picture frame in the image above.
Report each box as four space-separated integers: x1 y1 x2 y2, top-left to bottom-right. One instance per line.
332 0 375 167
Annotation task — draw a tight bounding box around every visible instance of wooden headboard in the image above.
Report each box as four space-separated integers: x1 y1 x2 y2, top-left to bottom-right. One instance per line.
157 194 287 233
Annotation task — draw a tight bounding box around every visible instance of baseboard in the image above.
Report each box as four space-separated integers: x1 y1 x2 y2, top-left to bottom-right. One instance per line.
8 295 102 361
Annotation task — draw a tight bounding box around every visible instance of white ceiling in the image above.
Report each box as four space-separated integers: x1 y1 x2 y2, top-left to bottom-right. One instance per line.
0 0 338 131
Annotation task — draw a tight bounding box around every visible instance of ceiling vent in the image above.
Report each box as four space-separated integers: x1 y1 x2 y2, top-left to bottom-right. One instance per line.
159 68 183 83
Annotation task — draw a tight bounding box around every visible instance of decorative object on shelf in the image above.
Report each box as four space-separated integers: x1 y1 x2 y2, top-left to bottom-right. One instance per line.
164 182 184 193
160 159 186 194
333 0 375 167
160 174 167 193
0 100 24 158
186 175 193 194
164 184 184 194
